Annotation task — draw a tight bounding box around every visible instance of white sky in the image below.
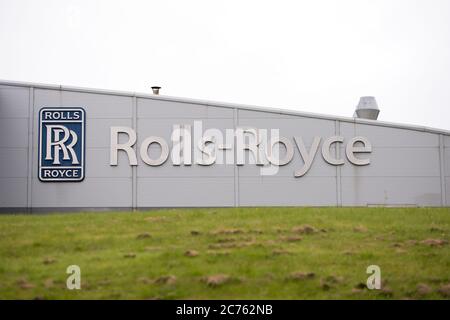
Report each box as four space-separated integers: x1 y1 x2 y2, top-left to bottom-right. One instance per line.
1 0 449 130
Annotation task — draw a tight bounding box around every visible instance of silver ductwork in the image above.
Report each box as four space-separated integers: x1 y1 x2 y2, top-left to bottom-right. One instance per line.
353 96 380 120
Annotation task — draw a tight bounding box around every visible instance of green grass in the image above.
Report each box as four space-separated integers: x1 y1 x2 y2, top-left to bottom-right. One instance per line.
0 207 449 300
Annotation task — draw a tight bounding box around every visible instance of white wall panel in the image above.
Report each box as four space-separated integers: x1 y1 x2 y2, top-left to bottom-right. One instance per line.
446 177 450 206
0 85 29 118
445 147 450 177
85 148 132 178
0 119 28 148
239 177 337 206
341 147 441 177
138 99 207 118
31 178 132 207
341 122 439 147
206 105 234 118
444 136 450 148
62 91 132 118
137 177 234 207
0 178 27 207
341 176 441 206
0 149 28 178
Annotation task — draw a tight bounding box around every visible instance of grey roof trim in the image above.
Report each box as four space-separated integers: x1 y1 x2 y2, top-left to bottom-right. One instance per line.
1 79 449 136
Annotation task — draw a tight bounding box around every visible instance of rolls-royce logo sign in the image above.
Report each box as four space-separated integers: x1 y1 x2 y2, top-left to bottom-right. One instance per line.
38 107 85 182
37 107 371 182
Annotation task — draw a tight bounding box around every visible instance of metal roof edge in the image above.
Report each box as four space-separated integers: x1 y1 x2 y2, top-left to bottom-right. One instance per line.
1 79 449 136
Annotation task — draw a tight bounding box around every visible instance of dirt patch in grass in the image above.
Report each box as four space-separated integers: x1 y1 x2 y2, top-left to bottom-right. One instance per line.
353 225 368 233
216 236 253 243
43 257 56 265
212 228 244 235
272 249 292 255
420 239 448 247
203 274 233 287
391 243 403 248
380 287 394 297
154 275 177 285
321 282 332 291
136 232 151 240
138 277 152 284
292 225 318 234
43 278 54 289
17 278 34 289
279 235 302 242
206 250 230 256
438 283 450 297
354 282 367 290
209 237 258 249
216 238 237 243
248 229 264 234
416 283 432 296
405 240 419 246
185 250 199 257
321 275 344 291
287 272 315 281
323 275 344 284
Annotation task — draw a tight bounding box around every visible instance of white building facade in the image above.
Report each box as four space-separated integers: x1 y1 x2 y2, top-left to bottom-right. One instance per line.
0 80 449 211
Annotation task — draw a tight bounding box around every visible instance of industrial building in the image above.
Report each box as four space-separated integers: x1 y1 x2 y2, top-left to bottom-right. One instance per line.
0 80 448 211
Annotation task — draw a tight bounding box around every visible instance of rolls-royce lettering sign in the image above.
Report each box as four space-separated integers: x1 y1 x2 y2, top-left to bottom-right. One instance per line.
110 121 372 177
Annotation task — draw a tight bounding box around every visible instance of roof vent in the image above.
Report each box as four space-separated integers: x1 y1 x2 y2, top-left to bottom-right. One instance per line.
151 86 161 95
354 96 380 120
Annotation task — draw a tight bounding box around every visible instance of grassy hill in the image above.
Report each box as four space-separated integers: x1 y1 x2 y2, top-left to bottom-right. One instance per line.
0 207 449 299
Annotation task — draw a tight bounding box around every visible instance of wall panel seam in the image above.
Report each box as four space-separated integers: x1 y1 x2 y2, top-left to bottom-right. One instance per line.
132 97 137 210
234 108 239 207
439 134 447 206
26 87 34 211
336 120 342 206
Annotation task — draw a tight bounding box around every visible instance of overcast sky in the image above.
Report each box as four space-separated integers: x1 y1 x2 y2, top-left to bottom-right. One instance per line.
1 0 449 130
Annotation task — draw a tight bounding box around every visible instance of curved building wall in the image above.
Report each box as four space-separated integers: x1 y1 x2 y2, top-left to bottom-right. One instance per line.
0 81 448 211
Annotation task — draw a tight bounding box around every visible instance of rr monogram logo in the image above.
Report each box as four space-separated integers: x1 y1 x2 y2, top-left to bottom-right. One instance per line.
38 107 85 182
45 125 80 165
